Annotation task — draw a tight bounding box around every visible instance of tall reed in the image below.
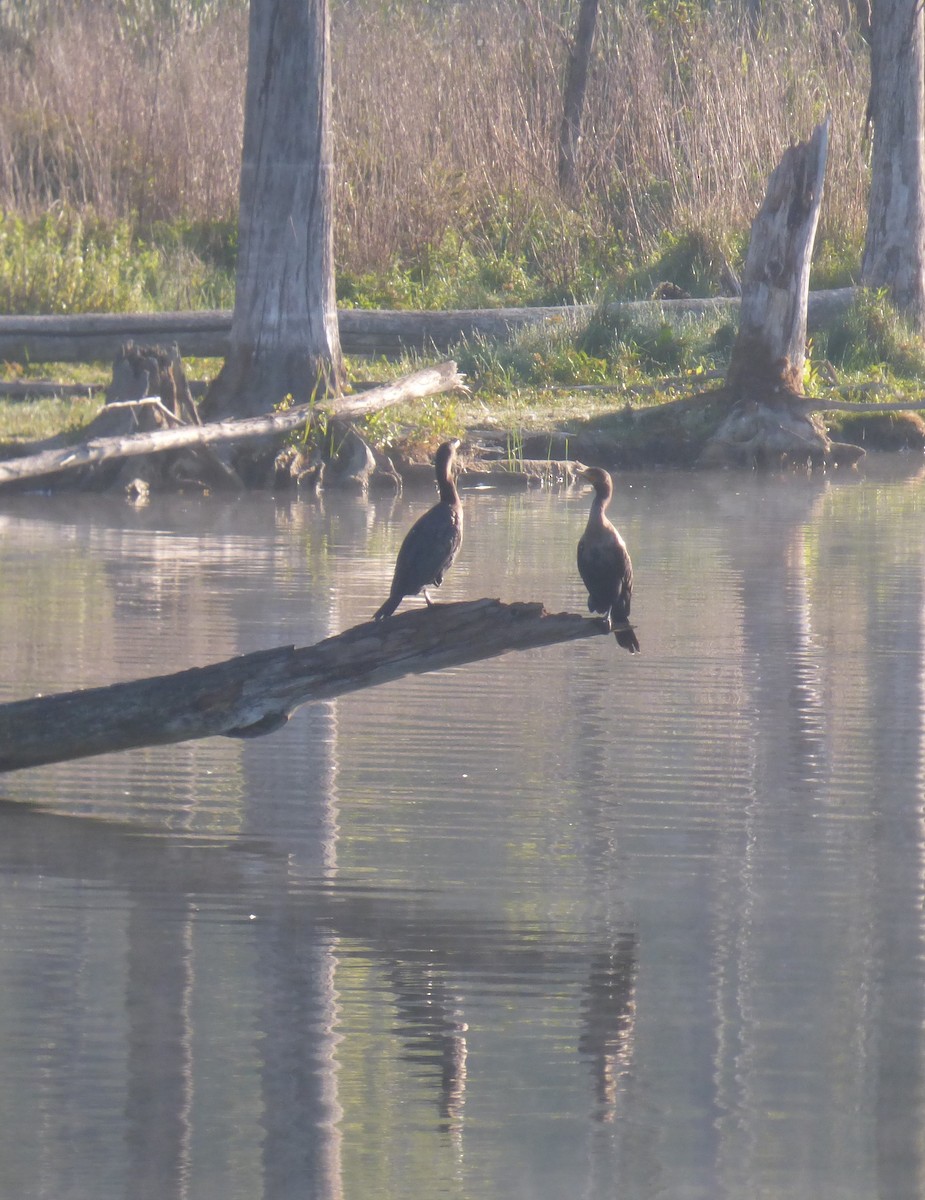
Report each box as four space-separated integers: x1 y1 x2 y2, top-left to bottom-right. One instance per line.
0 0 871 295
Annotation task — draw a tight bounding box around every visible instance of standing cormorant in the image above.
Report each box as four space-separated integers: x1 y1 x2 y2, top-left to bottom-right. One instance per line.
576 464 640 653
373 438 463 620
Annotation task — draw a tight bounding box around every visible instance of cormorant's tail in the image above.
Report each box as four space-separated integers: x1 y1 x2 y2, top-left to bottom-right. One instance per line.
615 625 640 653
373 595 401 621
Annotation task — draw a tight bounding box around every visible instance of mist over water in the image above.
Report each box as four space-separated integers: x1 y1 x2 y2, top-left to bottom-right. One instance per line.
0 456 923 1200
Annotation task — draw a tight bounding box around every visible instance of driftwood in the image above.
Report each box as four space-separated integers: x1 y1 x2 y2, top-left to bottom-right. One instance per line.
0 292 858 364
0 599 620 773
0 361 465 492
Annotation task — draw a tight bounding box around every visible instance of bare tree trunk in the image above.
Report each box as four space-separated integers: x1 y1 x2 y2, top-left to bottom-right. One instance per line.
558 0 600 195
201 0 343 422
861 0 925 332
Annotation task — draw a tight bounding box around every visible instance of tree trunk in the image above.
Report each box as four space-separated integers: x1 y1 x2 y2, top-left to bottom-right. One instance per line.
558 0 600 195
861 0 925 332
201 0 343 422
699 118 865 468
0 600 617 773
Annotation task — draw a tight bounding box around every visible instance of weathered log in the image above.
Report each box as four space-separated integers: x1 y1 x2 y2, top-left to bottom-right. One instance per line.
0 599 620 773
0 381 104 400
0 292 858 364
0 361 465 491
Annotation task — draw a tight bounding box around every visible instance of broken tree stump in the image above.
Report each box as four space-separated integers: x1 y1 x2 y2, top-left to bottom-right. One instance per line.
697 116 862 468
106 342 200 426
0 598 626 773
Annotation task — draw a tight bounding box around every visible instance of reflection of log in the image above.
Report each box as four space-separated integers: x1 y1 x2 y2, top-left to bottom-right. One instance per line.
0 599 621 773
0 293 858 363
0 361 464 491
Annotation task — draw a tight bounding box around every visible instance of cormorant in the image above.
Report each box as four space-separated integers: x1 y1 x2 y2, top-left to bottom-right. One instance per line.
576 464 640 653
373 438 463 620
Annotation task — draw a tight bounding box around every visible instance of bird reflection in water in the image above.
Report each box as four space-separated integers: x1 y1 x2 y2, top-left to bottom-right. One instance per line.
389 961 468 1133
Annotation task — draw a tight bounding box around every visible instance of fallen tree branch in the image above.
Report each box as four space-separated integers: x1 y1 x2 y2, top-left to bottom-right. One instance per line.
104 396 188 427
0 599 619 772
0 361 465 490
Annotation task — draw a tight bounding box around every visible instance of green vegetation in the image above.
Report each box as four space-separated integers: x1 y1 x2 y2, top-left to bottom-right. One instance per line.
0 0 921 457
0 0 870 300
0 393 101 444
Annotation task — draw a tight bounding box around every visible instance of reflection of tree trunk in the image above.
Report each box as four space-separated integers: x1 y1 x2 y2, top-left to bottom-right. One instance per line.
125 904 194 1200
868 544 925 1197
256 922 344 1200
241 542 344 1200
715 488 875 1188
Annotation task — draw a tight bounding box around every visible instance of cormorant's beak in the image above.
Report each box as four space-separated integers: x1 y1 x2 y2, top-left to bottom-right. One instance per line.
570 461 590 480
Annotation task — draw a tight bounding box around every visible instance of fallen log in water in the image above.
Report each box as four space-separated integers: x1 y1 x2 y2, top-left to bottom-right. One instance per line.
0 599 620 773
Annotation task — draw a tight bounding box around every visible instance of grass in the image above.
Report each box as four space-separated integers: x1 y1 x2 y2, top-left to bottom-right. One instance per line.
0 0 871 301
0 393 101 445
0 1 915 456
3 289 924 458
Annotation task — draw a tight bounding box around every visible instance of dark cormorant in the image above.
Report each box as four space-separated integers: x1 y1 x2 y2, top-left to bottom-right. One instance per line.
576 465 640 653
373 439 463 620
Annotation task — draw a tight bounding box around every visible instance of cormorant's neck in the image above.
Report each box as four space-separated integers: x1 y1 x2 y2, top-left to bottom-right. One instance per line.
438 474 460 506
589 489 610 521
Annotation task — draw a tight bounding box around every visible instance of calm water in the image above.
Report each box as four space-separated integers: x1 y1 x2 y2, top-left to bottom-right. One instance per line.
0 456 924 1200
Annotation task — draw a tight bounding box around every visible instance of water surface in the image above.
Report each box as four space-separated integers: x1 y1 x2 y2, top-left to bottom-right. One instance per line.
0 456 923 1200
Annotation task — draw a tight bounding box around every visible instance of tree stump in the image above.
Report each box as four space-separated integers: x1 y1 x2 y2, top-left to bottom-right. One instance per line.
697 117 862 469
102 342 199 433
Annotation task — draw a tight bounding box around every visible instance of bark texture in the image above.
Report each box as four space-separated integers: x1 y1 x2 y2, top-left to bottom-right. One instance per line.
861 0 925 331
201 0 343 421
